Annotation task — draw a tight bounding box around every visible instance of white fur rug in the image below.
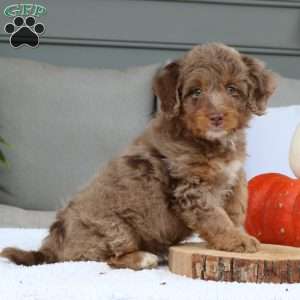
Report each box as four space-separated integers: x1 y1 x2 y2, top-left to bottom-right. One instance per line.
0 228 299 300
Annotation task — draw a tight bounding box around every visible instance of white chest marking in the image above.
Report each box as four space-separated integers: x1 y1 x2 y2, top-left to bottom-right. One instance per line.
223 160 243 186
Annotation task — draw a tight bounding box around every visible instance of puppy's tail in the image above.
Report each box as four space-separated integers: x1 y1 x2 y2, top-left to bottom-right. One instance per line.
0 247 57 266
1 212 66 266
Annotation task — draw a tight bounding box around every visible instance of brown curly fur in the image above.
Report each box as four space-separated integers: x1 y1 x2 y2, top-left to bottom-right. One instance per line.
1 43 277 270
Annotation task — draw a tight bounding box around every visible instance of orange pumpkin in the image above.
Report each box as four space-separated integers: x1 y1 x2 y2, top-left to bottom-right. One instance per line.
245 173 300 247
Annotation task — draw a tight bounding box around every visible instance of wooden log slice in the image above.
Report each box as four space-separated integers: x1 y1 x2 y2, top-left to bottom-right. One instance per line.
169 242 300 283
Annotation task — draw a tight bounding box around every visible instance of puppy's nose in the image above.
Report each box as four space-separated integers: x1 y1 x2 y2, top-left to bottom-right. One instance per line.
209 113 224 127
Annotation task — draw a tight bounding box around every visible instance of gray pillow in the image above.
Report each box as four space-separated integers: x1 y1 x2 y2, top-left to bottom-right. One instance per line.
270 76 300 107
0 58 159 210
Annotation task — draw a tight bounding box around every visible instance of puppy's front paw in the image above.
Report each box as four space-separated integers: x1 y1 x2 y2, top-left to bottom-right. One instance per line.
231 233 260 253
211 230 260 253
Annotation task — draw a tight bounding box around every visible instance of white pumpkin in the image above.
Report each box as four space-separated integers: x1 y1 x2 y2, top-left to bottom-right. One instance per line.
289 124 300 179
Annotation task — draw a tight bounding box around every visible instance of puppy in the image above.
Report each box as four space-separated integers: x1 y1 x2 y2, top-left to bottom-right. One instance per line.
1 43 276 270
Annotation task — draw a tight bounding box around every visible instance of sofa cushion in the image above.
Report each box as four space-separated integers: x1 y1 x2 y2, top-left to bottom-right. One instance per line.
269 76 300 107
0 58 159 210
0 58 299 226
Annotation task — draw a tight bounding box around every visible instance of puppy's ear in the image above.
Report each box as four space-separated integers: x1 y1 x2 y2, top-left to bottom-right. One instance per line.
153 61 182 118
242 55 277 115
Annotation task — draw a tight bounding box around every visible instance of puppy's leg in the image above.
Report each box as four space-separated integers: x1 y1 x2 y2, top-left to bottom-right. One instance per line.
105 219 159 270
108 251 159 270
173 198 259 253
224 170 247 227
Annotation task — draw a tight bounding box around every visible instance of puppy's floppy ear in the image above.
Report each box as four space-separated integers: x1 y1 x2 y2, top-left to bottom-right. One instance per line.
152 60 182 118
242 55 277 116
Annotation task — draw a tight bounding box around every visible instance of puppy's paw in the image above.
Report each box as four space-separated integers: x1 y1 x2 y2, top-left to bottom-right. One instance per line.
108 251 159 270
139 252 159 269
210 230 260 253
229 233 260 253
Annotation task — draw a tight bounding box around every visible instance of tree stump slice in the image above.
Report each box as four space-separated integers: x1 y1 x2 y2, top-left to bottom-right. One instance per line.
169 242 300 283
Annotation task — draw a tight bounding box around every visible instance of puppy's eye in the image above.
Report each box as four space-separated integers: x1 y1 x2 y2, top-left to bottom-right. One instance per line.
192 88 202 98
226 85 239 95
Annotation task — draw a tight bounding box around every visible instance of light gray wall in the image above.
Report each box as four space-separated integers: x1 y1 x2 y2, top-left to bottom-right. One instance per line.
0 0 300 79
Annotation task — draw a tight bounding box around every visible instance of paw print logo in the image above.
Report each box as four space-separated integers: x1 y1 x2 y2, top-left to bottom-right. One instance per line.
4 16 45 48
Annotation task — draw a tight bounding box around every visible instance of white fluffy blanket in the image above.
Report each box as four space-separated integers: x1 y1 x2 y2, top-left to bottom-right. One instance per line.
0 228 299 300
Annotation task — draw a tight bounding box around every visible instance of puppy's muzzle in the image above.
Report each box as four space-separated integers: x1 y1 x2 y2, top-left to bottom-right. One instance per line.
209 113 224 128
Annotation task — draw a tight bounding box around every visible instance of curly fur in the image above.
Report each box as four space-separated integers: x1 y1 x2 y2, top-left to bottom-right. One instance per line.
1 43 277 270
